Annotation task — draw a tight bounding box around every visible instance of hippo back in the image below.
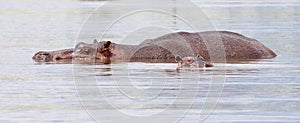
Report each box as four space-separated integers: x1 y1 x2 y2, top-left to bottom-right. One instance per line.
136 31 276 61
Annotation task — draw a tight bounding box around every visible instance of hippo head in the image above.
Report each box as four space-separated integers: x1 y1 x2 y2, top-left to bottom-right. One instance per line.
32 39 115 63
175 55 213 69
73 39 98 59
32 40 98 63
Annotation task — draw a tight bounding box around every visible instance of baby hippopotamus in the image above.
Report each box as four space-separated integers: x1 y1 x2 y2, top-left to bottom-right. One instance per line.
175 55 213 69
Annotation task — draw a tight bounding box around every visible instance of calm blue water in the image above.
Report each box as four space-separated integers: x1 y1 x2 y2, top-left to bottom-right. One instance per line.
0 0 299 122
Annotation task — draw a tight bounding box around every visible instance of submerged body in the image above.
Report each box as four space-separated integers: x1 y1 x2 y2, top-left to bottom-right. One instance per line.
32 31 277 63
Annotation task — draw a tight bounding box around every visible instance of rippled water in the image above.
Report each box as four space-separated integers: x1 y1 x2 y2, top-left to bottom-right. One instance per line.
0 0 299 122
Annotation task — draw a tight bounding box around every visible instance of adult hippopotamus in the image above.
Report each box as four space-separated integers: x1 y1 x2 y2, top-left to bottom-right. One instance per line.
32 31 276 63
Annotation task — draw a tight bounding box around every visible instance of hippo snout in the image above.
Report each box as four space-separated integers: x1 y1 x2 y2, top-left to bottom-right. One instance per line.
32 51 53 62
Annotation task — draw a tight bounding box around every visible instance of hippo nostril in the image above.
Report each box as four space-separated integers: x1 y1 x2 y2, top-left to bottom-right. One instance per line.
53 55 62 60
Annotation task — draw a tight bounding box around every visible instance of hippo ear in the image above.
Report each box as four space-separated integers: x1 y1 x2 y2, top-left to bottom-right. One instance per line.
104 41 112 48
93 39 98 44
175 56 182 62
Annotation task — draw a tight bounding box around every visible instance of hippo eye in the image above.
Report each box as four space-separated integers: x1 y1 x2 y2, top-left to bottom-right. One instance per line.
81 49 91 55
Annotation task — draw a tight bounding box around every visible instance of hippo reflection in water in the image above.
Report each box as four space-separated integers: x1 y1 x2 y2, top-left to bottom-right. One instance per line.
32 31 277 65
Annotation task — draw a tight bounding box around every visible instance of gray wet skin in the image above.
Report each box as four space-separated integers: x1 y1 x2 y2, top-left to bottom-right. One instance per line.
175 56 213 69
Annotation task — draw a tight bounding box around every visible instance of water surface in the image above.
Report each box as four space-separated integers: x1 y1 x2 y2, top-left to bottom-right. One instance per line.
0 0 299 122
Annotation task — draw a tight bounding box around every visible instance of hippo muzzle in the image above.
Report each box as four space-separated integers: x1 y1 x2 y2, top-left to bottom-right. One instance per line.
32 51 53 62
32 49 74 62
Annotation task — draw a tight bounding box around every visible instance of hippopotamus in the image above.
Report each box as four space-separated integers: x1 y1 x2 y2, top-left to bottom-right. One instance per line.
32 31 277 63
175 56 213 69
